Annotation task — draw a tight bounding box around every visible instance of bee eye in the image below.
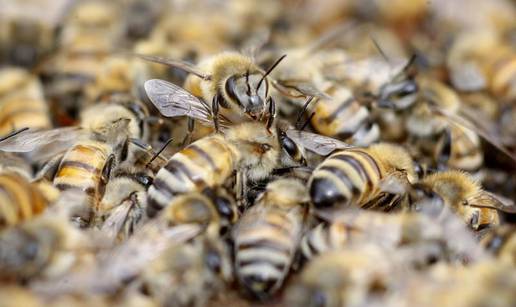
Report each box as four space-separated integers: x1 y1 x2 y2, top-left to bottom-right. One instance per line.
135 173 153 187
280 134 298 157
214 196 235 222
205 250 222 273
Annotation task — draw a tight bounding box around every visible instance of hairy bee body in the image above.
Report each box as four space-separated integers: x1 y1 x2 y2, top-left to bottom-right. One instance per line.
0 68 52 135
0 172 48 230
310 85 379 146
309 143 415 210
147 122 280 217
233 179 308 297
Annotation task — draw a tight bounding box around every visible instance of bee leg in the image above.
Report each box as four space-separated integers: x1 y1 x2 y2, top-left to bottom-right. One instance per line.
181 117 195 147
235 171 249 209
101 154 116 186
35 154 64 181
435 128 452 170
265 97 276 132
212 94 220 132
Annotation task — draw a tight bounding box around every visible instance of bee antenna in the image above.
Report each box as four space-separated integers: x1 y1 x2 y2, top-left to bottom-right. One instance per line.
370 35 390 64
256 54 287 92
145 137 174 168
245 70 251 96
300 111 316 131
0 127 29 142
295 96 315 129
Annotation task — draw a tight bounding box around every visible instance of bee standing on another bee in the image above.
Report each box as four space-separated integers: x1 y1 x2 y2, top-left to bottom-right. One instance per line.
233 178 309 298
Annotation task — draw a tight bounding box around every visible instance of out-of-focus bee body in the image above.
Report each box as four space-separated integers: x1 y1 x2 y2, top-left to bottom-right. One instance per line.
233 179 308 297
0 216 89 281
309 143 416 211
310 84 379 146
0 68 52 135
480 224 516 265
0 172 49 230
147 122 280 217
410 171 500 230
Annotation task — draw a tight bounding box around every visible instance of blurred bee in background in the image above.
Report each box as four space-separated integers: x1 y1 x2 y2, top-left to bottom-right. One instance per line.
0 68 52 136
308 143 417 211
121 0 165 42
0 215 91 282
40 0 124 125
301 209 484 265
0 0 70 67
480 224 515 266
233 178 309 298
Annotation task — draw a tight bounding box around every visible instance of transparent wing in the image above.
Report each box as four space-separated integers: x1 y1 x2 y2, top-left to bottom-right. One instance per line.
135 53 211 80
469 191 516 213
431 106 516 164
144 79 213 125
0 127 87 153
273 79 331 99
286 129 354 156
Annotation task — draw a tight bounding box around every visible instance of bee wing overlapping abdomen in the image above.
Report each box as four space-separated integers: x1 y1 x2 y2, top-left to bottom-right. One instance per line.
286 129 354 156
134 53 211 80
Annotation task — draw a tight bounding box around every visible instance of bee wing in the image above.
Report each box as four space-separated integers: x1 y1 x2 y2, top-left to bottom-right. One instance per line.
431 106 516 163
378 173 410 195
0 127 88 161
100 199 137 243
286 129 354 156
144 79 214 125
273 79 331 99
469 191 516 213
134 53 211 80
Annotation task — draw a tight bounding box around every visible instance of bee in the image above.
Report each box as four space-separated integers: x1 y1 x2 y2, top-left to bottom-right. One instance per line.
0 0 68 67
0 68 52 135
480 225 516 266
285 248 398 307
300 210 483 264
233 178 309 298
141 51 288 131
408 170 515 230
308 143 417 211
41 0 123 124
0 171 58 231
146 122 281 217
309 84 380 146
0 216 90 281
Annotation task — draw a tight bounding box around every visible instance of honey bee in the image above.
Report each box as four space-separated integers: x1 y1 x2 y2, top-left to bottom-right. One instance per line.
480 224 516 266
308 143 417 211
285 247 399 307
309 84 380 146
0 216 90 281
233 178 309 298
0 68 52 135
301 209 483 263
0 0 69 67
146 122 281 216
141 51 287 131
0 171 57 230
408 170 515 230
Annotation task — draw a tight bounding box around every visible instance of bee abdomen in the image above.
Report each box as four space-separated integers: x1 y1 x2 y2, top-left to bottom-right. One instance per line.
310 150 381 209
235 209 298 296
0 173 47 229
301 222 351 259
0 98 51 135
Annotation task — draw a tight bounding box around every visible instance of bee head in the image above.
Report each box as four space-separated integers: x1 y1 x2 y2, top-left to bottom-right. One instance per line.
224 72 267 117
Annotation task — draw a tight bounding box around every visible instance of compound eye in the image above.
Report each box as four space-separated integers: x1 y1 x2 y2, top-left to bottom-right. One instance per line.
135 173 153 187
280 134 298 157
214 196 235 222
205 250 222 273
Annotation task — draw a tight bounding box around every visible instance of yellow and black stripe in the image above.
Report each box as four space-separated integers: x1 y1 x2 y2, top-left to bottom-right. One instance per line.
309 148 383 209
0 97 51 135
0 172 47 229
147 135 236 217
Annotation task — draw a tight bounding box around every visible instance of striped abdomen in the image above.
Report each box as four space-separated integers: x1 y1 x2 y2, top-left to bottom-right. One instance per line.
311 88 379 146
309 149 383 209
0 172 47 229
234 205 303 296
147 135 236 217
53 141 111 203
301 222 355 260
0 97 51 135
447 125 482 171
